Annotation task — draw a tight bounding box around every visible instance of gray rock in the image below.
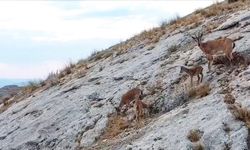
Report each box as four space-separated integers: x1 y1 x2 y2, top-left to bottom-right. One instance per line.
1 7 250 150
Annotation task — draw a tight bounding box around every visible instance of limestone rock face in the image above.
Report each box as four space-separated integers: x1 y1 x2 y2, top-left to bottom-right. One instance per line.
1 4 250 150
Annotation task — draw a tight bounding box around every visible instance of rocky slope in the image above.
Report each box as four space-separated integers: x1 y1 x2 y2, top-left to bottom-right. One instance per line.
0 1 250 150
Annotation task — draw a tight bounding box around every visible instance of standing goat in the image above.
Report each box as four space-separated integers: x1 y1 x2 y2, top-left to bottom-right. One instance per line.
116 88 143 115
186 30 235 71
180 65 203 86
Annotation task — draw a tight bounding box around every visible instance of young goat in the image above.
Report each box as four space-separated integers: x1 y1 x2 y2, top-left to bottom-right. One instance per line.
180 66 203 86
134 98 151 123
186 31 235 71
116 88 143 115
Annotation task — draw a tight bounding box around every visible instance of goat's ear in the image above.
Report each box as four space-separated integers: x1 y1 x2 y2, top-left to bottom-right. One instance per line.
191 36 196 40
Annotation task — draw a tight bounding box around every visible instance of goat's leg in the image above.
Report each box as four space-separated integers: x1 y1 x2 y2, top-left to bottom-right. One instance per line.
207 55 213 72
139 109 144 126
197 75 200 85
136 104 141 120
136 110 139 122
208 60 212 72
200 73 203 83
226 52 234 66
135 111 140 128
190 76 193 87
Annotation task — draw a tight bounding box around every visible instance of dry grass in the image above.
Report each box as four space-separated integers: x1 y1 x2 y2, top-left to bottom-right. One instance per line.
168 1 249 31
58 62 75 78
188 83 211 99
195 1 248 18
224 93 236 104
94 0 250 59
13 61 78 102
227 104 250 128
89 50 100 60
101 115 130 140
0 98 15 113
42 72 60 88
22 81 41 95
168 45 179 53
187 129 202 142
76 68 87 79
170 14 203 31
0 102 11 113
89 50 113 62
138 28 166 45
213 52 248 66
2 97 9 106
89 1 250 63
160 15 181 28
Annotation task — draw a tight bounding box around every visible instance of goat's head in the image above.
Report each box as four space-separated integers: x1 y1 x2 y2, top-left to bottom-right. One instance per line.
180 28 205 47
187 31 204 46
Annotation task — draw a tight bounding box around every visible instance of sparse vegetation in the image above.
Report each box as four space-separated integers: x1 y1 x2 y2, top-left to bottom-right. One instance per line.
101 115 130 140
89 50 104 61
23 81 41 94
194 0 248 18
58 62 75 78
76 68 87 79
2 97 9 106
187 129 204 150
86 0 250 63
168 45 179 53
224 93 236 104
187 129 202 142
82 0 250 60
160 15 181 28
2 1 250 149
227 104 250 128
0 99 13 113
188 83 211 99
89 49 114 62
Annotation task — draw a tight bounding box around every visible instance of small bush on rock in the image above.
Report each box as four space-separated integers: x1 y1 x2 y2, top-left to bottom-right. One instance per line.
188 83 211 99
187 129 202 142
101 115 130 139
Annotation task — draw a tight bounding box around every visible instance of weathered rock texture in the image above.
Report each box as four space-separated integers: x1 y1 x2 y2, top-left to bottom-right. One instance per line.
0 2 250 150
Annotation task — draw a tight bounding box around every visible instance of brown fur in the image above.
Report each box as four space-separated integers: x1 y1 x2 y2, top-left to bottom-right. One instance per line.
199 38 235 71
134 99 150 122
187 31 235 71
180 65 203 86
117 88 143 114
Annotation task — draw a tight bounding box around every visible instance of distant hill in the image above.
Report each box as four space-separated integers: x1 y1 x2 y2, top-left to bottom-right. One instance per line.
0 79 29 88
0 85 22 104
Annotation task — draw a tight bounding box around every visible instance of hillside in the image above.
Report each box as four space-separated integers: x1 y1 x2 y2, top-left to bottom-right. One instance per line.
0 85 21 104
0 1 250 150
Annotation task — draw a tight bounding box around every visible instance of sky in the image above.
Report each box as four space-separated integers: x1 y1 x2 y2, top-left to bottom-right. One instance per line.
0 0 219 85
